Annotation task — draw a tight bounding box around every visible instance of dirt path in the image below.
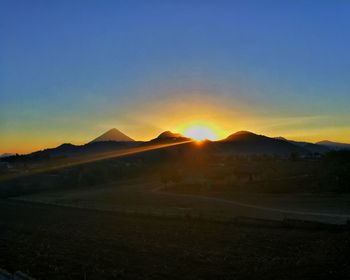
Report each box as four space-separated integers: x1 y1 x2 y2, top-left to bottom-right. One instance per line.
12 181 350 225
151 186 350 224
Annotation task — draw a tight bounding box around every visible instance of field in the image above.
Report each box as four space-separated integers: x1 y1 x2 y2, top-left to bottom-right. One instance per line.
14 179 350 224
1 199 350 280
2 152 350 279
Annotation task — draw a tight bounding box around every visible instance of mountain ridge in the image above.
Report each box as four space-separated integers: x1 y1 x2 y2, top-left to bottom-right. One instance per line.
274 137 329 154
317 140 350 150
218 131 307 155
2 129 350 160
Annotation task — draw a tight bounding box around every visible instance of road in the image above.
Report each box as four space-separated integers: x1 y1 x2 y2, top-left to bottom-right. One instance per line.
151 186 350 224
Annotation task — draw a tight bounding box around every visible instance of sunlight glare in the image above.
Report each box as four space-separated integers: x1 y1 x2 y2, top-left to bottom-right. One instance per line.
183 125 218 141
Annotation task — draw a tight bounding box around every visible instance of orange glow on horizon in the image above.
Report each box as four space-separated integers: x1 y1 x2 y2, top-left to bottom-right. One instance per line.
183 125 217 141
178 121 225 141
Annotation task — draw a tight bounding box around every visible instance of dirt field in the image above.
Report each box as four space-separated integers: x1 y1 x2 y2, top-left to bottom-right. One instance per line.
1 199 350 280
15 180 350 224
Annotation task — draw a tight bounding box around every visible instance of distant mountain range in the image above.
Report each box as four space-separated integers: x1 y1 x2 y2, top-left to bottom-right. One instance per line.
2 128 350 162
274 137 350 153
316 140 350 151
274 137 330 154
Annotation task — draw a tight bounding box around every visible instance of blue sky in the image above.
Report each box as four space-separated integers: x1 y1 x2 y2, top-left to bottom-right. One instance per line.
1 0 350 152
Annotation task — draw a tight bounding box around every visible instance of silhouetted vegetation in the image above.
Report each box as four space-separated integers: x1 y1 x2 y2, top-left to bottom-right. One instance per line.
1 145 350 197
319 150 350 192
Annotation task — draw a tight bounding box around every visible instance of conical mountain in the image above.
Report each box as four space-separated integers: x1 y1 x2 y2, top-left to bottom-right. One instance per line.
91 128 134 142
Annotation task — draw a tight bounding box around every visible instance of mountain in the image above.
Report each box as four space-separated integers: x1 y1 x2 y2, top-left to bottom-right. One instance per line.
5 130 344 166
149 131 191 143
4 141 142 164
217 131 307 155
317 140 350 150
91 128 134 143
224 131 257 141
3 130 189 163
275 137 329 154
157 131 184 139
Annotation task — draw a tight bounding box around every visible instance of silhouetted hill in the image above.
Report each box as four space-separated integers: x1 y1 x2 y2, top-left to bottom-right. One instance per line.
157 131 183 139
148 131 191 144
275 137 329 154
217 131 307 155
31 143 80 157
91 128 134 142
317 140 350 150
3 141 143 164
224 131 256 140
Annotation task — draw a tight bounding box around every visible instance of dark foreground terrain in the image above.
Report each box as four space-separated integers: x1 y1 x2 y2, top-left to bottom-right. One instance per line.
1 200 350 280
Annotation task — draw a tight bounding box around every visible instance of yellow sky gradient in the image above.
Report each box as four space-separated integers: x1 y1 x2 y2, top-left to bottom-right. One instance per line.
2 100 349 154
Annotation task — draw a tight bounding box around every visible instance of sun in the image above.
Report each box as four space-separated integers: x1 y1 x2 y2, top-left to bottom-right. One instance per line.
182 125 218 141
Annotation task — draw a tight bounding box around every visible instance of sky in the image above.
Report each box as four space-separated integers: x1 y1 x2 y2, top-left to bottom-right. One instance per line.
1 0 350 153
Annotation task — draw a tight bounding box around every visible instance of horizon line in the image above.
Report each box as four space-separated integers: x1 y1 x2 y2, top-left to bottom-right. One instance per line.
2 128 350 156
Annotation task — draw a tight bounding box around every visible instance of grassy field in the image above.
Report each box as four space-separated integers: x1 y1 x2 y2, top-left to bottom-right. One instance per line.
1 199 350 280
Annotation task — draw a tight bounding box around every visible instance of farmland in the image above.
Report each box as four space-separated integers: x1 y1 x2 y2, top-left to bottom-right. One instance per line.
13 177 350 225
1 150 350 279
1 199 350 280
